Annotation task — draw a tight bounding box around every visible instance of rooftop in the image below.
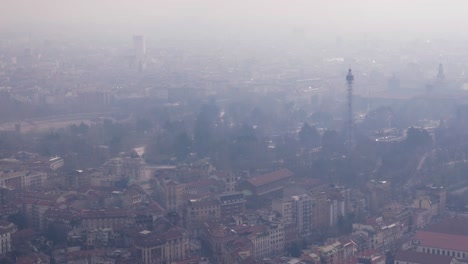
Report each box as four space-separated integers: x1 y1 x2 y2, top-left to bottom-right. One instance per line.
247 168 293 187
415 230 468 252
426 217 468 236
395 250 453 264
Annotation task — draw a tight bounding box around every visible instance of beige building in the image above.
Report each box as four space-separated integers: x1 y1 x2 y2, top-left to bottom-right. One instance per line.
20 197 55 231
316 239 356 264
102 157 141 181
0 171 47 190
201 222 235 264
134 227 189 264
272 197 295 224
184 199 220 235
154 178 185 212
366 180 392 214
80 209 133 230
353 220 403 249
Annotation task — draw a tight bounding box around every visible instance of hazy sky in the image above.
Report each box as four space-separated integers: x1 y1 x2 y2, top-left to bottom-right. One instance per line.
1 0 468 38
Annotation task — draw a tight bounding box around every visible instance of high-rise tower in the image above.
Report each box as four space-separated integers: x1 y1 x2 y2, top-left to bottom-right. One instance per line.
437 63 445 81
346 68 355 151
133 35 146 59
133 35 146 72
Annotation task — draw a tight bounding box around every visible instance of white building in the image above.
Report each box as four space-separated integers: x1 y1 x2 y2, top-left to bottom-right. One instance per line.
292 194 314 237
0 220 16 254
251 224 285 259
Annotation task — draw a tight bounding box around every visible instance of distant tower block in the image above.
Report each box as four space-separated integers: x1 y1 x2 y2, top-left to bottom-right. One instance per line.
437 63 445 81
14 123 21 133
346 68 355 151
133 35 146 60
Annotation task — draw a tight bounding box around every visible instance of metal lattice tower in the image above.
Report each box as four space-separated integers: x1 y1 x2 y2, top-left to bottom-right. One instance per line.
346 68 355 151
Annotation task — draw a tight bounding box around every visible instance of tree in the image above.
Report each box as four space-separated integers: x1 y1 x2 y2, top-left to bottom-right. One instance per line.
405 127 432 149
299 122 320 148
337 213 355 235
70 218 82 229
174 132 192 160
46 222 68 244
310 111 333 128
287 241 302 257
135 118 152 133
193 101 219 156
115 177 129 189
0 256 15 264
70 122 89 135
322 129 343 154
227 124 268 170
38 132 62 156
363 106 394 130
7 212 26 230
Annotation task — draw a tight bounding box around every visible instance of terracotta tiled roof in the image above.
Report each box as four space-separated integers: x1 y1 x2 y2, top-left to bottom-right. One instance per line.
12 229 35 240
415 230 468 252
135 226 186 247
188 199 220 208
66 249 105 261
247 168 293 187
80 209 129 219
44 208 78 220
232 224 266 236
426 217 468 236
174 256 207 264
395 250 453 264
185 178 217 189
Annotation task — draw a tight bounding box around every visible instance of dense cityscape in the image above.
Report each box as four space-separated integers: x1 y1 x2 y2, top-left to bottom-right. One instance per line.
3 1 468 264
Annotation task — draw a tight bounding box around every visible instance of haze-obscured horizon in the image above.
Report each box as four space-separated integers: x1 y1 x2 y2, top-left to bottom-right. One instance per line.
2 0 468 42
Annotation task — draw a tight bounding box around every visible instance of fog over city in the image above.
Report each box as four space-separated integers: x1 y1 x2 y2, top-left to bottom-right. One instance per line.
3 0 468 38
2 1 468 264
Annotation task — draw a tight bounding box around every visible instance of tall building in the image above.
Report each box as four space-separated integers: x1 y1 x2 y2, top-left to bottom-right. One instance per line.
365 180 392 214
163 181 185 212
292 194 314 237
250 223 285 258
437 63 445 82
0 220 16 254
272 197 295 224
133 35 146 60
219 192 246 219
311 192 332 229
346 68 355 151
133 35 146 72
183 199 220 236
285 192 341 238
